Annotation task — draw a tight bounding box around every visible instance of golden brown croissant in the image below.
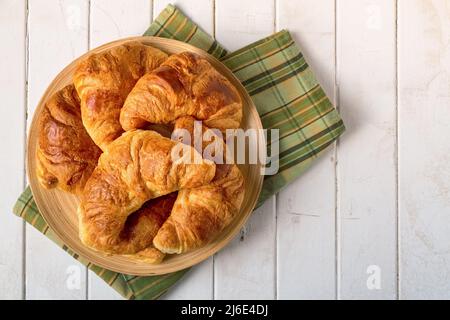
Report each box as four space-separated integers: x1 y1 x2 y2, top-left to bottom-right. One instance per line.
119 192 177 263
73 42 168 150
37 84 102 195
153 117 245 254
78 129 216 256
124 247 166 264
120 51 243 132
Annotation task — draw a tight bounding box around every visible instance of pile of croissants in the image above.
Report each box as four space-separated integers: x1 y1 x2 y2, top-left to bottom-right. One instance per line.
36 42 245 263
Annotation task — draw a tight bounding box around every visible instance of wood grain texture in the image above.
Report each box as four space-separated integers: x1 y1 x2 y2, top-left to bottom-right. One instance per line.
216 0 274 51
153 0 216 300
214 202 276 299
88 272 122 300
2 0 450 300
276 0 337 300
0 0 26 299
214 0 276 300
398 0 450 299
161 259 213 299
90 0 152 49
26 0 89 300
336 0 397 299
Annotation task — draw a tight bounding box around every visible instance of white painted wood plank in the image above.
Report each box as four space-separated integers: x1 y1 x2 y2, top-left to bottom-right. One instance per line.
214 200 276 299
0 0 26 300
161 259 213 300
89 0 152 49
153 0 216 300
88 274 122 300
336 0 397 299
277 0 336 99
26 0 89 300
276 0 337 300
214 0 276 300
87 0 151 300
215 0 274 51
398 0 450 300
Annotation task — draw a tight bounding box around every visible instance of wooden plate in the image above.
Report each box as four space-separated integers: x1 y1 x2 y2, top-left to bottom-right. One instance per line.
27 37 264 275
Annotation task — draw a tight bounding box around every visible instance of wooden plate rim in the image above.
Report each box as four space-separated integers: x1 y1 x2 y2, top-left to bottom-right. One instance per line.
27 36 265 275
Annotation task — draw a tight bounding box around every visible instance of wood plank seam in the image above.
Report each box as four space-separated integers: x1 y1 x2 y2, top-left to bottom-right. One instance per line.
334 0 340 301
23 0 30 300
394 0 400 301
336 0 398 299
212 0 216 39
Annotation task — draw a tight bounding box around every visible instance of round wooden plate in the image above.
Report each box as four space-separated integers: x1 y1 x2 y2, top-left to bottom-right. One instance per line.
27 36 264 275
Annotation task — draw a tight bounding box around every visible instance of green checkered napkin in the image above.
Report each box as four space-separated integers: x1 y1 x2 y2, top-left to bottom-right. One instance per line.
13 4 345 300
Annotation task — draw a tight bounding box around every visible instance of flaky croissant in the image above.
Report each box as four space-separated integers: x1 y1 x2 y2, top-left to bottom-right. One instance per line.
119 192 177 263
37 84 102 195
78 129 216 257
73 42 168 150
153 117 245 254
120 51 243 132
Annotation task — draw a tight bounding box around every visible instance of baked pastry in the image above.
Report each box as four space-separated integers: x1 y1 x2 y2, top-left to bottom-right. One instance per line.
37 84 101 195
40 47 247 262
124 247 167 264
153 117 245 254
120 192 177 263
120 51 242 132
73 42 168 150
78 129 216 256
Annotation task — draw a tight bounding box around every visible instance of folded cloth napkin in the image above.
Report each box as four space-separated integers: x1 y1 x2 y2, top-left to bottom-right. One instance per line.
13 4 345 300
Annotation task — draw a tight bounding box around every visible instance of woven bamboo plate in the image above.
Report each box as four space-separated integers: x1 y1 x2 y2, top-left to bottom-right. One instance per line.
27 36 265 275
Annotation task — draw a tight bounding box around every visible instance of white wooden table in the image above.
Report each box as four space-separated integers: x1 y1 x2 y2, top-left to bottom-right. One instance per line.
1 0 449 300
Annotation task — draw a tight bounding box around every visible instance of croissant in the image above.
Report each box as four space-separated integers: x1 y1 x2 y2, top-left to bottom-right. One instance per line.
73 42 168 150
78 129 216 257
37 84 101 195
120 51 243 132
124 247 167 264
119 192 177 263
153 117 245 254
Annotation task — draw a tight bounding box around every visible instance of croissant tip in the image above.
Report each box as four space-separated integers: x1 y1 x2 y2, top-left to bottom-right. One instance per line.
125 247 166 264
153 225 182 254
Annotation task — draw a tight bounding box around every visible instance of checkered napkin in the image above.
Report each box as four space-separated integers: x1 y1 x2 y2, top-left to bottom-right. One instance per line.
13 4 345 299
